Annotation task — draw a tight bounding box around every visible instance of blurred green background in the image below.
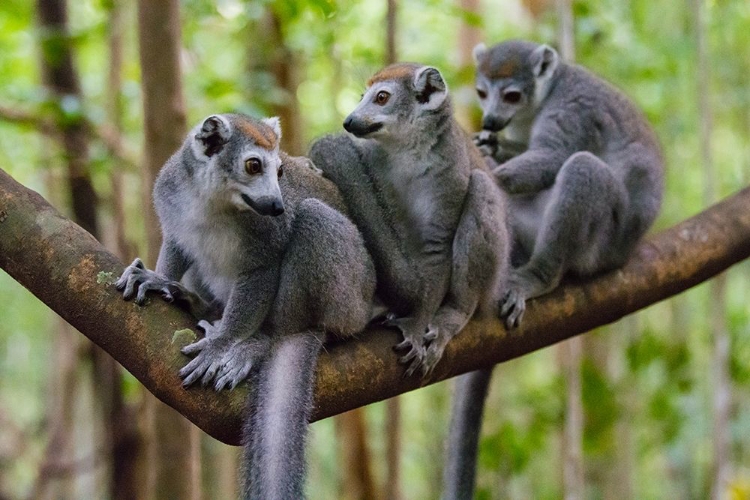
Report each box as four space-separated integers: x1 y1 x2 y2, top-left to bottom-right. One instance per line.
0 0 749 499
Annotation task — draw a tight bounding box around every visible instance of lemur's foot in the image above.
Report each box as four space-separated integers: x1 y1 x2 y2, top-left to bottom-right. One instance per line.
382 315 433 377
179 328 271 391
115 258 185 305
499 287 527 329
420 330 449 377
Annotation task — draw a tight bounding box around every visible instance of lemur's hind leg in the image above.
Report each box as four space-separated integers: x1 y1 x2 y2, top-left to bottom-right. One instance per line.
500 152 627 328
421 170 508 376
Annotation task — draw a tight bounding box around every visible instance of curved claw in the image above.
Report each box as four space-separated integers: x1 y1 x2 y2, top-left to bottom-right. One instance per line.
499 289 526 329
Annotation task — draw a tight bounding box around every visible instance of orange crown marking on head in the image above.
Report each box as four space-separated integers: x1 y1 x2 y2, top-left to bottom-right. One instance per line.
367 63 419 87
483 58 520 79
236 119 277 150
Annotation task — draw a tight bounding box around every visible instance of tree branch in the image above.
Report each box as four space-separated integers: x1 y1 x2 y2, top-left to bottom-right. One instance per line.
1 166 749 445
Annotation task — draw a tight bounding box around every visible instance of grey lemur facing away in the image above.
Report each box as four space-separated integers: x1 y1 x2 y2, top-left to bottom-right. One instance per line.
309 63 510 378
116 113 375 499
442 39 665 500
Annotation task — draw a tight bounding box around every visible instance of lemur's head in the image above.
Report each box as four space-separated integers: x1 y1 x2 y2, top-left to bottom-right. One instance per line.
343 63 449 143
473 40 559 132
190 113 285 216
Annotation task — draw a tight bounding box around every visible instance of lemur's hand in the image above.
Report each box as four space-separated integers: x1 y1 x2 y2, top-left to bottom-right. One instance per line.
116 258 186 305
380 313 434 378
473 130 499 159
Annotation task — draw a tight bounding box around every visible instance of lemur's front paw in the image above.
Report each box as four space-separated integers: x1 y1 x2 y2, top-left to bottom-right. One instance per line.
179 329 270 391
115 258 183 305
499 287 527 329
473 130 498 158
383 315 432 377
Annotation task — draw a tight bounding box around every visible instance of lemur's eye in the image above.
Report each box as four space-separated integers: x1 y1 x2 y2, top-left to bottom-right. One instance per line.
375 91 391 105
476 88 487 99
245 158 262 175
503 91 522 104
278 164 284 178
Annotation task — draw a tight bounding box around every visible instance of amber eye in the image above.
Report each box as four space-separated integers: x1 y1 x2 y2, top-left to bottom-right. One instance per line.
245 158 262 175
476 88 487 99
278 164 284 178
503 90 522 104
374 91 391 105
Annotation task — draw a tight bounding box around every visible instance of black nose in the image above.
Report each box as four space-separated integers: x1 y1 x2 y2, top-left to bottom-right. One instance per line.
343 116 354 133
270 199 285 216
482 114 509 132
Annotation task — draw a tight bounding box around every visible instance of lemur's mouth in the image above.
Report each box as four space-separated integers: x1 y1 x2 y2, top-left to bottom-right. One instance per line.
343 118 383 138
241 193 285 217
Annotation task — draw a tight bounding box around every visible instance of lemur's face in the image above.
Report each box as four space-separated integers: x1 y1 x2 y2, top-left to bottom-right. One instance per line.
343 63 448 144
473 41 558 132
192 115 285 217
225 145 284 216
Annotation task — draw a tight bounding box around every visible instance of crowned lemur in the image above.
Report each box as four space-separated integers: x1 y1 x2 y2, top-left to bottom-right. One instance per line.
116 113 375 500
442 40 665 499
310 63 510 378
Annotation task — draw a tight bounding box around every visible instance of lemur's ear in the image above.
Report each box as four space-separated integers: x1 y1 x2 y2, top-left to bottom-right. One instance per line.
414 66 448 111
472 43 487 65
195 115 231 157
531 44 559 79
262 117 282 142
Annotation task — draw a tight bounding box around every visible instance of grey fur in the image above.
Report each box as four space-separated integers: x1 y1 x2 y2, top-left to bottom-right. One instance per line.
442 39 665 500
310 63 509 377
116 113 375 499
473 39 664 328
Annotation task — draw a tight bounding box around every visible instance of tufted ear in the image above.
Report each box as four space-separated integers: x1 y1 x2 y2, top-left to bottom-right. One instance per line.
195 115 231 157
472 43 488 65
262 116 282 142
413 66 448 111
531 44 559 79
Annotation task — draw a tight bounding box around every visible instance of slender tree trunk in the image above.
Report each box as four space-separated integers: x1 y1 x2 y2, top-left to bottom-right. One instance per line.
454 0 482 130
246 10 304 155
693 1 731 497
336 411 379 500
35 2 115 498
556 1 585 498
382 5 403 499
137 1 201 499
104 2 144 499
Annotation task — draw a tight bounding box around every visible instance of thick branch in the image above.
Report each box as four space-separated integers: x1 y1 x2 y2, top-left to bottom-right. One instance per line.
1 167 749 445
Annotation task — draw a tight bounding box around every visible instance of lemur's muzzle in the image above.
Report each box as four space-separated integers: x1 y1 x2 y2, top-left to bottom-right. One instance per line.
241 194 285 217
343 116 383 138
481 114 511 132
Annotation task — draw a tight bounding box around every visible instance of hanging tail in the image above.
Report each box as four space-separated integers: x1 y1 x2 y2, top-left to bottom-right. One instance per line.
241 332 323 500
442 367 494 500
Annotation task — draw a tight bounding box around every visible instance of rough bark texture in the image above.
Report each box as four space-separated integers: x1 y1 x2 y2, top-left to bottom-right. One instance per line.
1 168 749 445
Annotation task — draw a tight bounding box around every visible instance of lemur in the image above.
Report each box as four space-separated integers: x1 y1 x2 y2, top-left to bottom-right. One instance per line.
116 113 375 499
310 63 510 377
442 39 665 500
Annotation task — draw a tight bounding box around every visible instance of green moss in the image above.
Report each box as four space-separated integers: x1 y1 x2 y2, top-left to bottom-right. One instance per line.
96 271 117 285
172 328 197 345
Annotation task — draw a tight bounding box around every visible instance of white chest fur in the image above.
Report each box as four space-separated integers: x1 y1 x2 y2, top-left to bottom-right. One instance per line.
172 206 244 304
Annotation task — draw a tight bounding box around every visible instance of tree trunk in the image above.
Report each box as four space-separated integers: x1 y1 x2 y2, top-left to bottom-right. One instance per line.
35 2 118 498
454 0 482 130
246 9 304 155
137 1 201 499
694 0 732 497
336 410 379 500
1 166 748 444
555 1 585 498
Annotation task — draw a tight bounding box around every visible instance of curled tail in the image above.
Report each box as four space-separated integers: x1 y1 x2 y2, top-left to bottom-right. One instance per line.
442 368 494 500
241 332 323 500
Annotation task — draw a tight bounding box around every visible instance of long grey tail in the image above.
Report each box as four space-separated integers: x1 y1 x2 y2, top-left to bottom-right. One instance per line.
241 332 323 500
442 368 494 500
